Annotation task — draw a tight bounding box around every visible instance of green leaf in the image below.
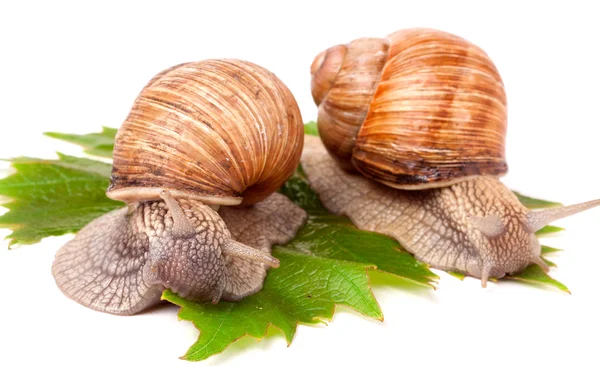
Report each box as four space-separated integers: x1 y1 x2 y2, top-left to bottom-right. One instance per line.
503 241 565 293
169 165 438 361
0 154 121 246
44 126 118 158
514 191 562 209
543 257 557 268
303 121 318 136
163 247 382 361
0 126 436 361
536 225 565 236
447 271 466 280
286 165 437 286
540 245 561 268
0 126 573 361
541 245 563 255
278 165 324 212
507 264 570 293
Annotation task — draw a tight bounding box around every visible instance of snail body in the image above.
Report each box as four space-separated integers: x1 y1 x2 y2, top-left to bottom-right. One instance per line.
305 28 599 285
52 59 307 315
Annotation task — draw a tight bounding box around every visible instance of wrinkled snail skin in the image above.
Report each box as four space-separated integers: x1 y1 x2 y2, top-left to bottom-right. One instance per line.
308 28 600 285
52 59 308 315
52 193 306 315
301 136 600 286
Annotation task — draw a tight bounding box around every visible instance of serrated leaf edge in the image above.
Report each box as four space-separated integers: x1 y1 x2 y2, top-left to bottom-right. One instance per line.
162 263 386 362
506 275 571 294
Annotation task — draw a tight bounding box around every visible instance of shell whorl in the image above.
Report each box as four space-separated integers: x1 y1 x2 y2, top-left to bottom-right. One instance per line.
108 59 304 206
310 45 347 105
311 28 508 188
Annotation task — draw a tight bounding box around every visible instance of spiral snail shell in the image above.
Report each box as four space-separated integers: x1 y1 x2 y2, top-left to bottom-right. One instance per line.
311 28 507 188
108 59 304 206
52 59 307 315
302 28 600 285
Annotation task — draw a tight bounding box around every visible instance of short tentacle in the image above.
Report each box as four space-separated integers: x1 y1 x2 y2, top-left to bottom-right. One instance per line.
480 263 493 288
467 213 505 238
531 256 550 273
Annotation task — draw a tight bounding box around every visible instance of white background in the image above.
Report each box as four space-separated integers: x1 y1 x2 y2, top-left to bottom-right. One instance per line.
1 1 599 365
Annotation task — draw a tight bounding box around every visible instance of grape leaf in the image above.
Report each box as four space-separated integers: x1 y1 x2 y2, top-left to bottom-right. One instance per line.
447 271 466 280
304 121 318 136
542 257 557 268
44 126 117 158
536 225 565 236
514 191 562 208
282 170 436 287
542 245 563 255
165 168 437 361
507 265 570 293
303 121 319 136
163 248 382 361
0 154 121 246
0 126 437 362
166 165 571 361
0 124 573 362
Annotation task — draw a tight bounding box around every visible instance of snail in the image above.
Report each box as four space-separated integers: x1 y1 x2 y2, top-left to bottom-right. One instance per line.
302 28 600 286
52 59 308 315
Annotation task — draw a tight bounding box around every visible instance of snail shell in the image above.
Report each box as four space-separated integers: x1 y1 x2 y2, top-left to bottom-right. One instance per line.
52 59 308 315
108 59 304 206
305 28 600 286
311 28 507 189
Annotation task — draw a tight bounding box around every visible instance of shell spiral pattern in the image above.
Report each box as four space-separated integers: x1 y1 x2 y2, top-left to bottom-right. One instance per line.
311 28 507 189
108 59 304 206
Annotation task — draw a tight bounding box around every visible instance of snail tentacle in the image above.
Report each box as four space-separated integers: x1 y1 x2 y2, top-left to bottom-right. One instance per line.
221 238 280 268
526 199 600 233
480 263 493 288
218 192 308 301
530 256 550 273
467 214 506 239
159 190 196 238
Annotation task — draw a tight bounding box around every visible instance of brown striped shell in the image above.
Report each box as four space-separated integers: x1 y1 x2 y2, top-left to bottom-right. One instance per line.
311 28 507 189
108 59 304 206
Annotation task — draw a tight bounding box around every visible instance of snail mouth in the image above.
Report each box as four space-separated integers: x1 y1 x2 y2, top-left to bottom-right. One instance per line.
310 44 347 105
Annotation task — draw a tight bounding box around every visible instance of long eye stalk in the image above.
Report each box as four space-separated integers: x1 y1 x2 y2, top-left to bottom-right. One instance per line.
160 190 196 238
221 239 280 268
527 199 600 233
